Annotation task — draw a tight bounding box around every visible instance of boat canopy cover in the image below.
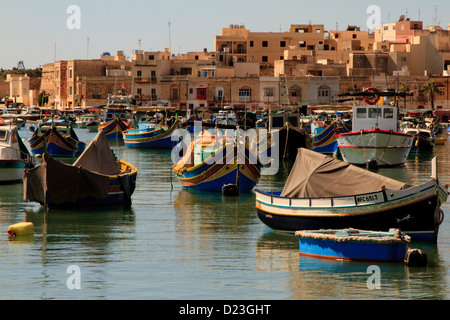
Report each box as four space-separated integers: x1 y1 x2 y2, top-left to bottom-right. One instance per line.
73 130 120 175
23 131 119 205
280 148 409 198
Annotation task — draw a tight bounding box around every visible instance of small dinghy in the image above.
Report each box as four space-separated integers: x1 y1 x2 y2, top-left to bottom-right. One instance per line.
295 228 410 262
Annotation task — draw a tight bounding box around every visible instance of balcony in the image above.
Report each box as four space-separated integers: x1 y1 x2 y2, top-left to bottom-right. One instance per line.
134 77 151 83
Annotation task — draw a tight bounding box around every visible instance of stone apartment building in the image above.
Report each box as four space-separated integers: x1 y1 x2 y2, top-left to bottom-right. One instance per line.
40 51 132 108
28 20 450 111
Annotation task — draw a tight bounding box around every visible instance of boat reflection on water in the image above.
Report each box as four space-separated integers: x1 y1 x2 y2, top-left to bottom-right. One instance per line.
173 189 256 235
255 229 448 300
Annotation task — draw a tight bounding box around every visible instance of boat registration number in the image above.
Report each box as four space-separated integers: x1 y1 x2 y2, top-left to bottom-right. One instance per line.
356 194 380 204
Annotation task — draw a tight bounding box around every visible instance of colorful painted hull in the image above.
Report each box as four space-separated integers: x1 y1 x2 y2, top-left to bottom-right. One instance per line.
123 121 179 149
174 141 262 193
29 127 80 157
311 122 351 154
99 119 131 140
255 179 448 242
336 129 414 166
295 229 410 262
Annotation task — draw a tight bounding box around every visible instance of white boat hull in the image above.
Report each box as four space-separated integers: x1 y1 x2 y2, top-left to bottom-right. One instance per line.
336 129 413 166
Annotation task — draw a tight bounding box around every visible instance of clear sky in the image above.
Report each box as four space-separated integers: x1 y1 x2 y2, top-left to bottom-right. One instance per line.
1 0 448 70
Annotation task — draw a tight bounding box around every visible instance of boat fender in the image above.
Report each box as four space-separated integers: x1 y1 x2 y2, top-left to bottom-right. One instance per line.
7 222 34 240
404 248 427 267
435 208 444 226
366 159 378 170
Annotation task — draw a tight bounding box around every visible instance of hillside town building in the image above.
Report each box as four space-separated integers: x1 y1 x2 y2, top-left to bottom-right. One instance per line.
2 17 450 111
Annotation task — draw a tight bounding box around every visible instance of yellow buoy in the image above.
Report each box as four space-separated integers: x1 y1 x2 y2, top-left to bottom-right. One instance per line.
8 222 34 239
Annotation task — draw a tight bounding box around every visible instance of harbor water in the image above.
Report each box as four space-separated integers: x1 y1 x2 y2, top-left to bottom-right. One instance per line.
1 126 450 300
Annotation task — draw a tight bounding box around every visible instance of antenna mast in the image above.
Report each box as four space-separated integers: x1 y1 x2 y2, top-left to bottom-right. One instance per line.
168 21 172 53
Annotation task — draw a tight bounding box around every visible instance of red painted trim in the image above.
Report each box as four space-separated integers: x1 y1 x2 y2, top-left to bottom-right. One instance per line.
336 128 413 138
338 145 411 149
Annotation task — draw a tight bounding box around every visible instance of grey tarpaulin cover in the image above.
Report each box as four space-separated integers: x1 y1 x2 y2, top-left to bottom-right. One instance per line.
280 148 409 198
23 131 119 205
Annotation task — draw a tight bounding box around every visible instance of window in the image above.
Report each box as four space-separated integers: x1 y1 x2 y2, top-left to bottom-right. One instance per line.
0 130 7 141
196 88 206 100
299 41 306 47
148 55 154 60
383 108 394 119
368 108 381 118
262 41 268 47
137 88 142 95
318 85 330 98
280 41 286 47
216 88 224 101
172 87 179 100
200 68 216 77
250 41 254 47
137 70 142 77
356 108 367 118
262 56 268 62
69 69 73 78
352 34 357 39
264 88 274 97
238 88 251 102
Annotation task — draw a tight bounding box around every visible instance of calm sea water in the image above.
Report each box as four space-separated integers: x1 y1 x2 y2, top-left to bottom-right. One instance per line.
1 126 450 300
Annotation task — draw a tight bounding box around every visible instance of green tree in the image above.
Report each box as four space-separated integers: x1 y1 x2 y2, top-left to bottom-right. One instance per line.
398 83 410 109
422 81 438 110
38 91 48 106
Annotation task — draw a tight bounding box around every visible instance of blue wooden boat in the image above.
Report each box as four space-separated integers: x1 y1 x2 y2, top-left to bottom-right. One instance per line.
255 148 448 242
23 131 137 209
173 130 262 193
28 120 86 157
123 120 179 149
295 228 410 262
311 121 351 154
98 108 133 140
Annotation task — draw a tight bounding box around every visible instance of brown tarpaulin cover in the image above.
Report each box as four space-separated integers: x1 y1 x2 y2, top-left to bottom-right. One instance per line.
280 148 409 198
23 131 119 205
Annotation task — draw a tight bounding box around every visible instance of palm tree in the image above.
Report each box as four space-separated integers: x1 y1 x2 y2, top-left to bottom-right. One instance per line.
398 83 410 109
422 81 438 110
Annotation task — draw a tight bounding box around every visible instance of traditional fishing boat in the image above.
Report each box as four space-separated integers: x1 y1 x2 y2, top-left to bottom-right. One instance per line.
336 104 414 167
123 120 179 149
0 121 34 182
254 148 448 242
311 120 351 154
28 120 86 157
267 112 311 161
295 228 410 262
98 108 133 140
23 131 137 209
99 88 135 140
173 129 262 193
